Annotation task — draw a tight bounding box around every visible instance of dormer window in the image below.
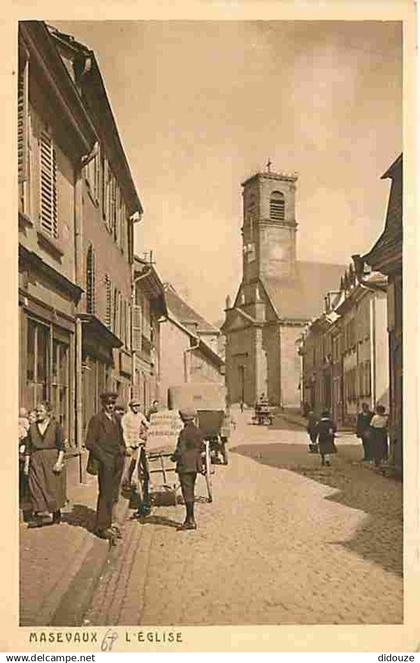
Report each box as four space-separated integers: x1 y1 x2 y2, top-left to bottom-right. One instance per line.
270 191 285 221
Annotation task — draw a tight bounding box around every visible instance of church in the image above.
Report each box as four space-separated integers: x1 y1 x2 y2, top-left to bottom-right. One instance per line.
222 166 344 408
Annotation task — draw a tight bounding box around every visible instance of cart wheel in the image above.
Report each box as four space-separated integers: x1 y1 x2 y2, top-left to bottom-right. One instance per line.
204 441 213 503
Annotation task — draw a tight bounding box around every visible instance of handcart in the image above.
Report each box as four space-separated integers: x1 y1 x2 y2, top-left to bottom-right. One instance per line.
168 383 232 492
139 408 214 506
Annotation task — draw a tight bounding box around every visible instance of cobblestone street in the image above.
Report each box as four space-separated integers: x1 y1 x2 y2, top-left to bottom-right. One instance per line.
81 411 403 627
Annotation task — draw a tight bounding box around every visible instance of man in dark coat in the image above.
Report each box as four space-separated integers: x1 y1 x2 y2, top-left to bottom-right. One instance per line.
356 402 374 462
85 392 126 540
171 408 204 530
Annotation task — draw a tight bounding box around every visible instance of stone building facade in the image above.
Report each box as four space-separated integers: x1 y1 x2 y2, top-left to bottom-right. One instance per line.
47 25 143 440
18 22 144 450
222 168 344 408
357 154 403 472
132 256 167 412
159 285 224 406
300 270 389 428
18 22 94 447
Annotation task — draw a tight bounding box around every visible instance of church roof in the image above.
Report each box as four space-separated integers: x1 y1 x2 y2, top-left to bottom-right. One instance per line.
163 284 220 334
262 261 345 321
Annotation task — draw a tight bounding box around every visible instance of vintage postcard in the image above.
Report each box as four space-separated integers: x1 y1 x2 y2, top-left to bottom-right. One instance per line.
0 0 418 654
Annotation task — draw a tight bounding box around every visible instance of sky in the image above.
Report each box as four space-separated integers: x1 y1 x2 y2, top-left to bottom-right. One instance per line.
54 20 402 324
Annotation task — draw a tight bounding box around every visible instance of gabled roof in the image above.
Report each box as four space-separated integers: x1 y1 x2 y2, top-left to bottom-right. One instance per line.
363 153 402 273
46 22 143 216
262 261 345 321
163 284 220 335
134 256 167 317
19 22 97 159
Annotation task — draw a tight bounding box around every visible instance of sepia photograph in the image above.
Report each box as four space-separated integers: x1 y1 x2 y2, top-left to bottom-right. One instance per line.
12 9 414 647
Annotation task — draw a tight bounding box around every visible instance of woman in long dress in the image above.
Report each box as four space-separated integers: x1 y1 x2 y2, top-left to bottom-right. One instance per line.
369 404 388 467
24 401 66 528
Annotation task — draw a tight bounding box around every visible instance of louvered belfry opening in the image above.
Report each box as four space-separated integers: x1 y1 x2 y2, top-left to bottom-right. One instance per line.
86 245 96 314
270 191 285 221
39 128 58 238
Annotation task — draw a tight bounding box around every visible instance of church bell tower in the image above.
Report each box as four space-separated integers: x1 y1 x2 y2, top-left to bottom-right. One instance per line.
241 163 298 284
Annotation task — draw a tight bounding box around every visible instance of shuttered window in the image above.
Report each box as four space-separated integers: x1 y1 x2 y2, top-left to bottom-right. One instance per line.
126 302 131 349
39 129 58 238
86 245 96 314
120 201 126 254
113 287 119 335
270 191 285 221
105 275 112 328
114 186 120 244
132 305 142 352
18 59 29 184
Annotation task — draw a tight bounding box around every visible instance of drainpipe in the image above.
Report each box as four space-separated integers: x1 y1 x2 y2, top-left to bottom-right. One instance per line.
184 336 200 383
130 266 153 398
75 317 85 483
74 164 85 483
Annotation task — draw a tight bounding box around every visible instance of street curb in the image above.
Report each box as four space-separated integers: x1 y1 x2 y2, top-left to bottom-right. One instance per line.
49 499 131 627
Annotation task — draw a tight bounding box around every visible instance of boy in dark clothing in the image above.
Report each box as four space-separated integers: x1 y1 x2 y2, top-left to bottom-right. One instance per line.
171 408 204 530
316 410 337 467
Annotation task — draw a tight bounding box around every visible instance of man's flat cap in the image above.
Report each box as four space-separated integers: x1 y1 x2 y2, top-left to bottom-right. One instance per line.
179 408 197 421
100 391 118 403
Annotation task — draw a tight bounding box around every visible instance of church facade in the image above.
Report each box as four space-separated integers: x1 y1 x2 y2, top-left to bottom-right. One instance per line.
222 168 344 408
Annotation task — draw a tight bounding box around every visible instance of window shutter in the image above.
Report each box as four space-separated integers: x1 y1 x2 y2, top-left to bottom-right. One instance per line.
18 60 29 183
119 293 123 340
115 186 120 244
126 301 131 349
86 245 96 314
121 299 126 346
94 150 100 200
105 275 112 328
119 201 125 254
39 129 57 238
110 176 116 237
113 287 118 334
102 155 107 221
132 305 142 352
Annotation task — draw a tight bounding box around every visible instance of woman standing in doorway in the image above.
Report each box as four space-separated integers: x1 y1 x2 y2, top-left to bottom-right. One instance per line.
24 401 66 528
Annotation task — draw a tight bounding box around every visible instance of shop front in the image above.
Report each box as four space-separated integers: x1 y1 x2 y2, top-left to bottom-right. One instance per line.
19 247 82 447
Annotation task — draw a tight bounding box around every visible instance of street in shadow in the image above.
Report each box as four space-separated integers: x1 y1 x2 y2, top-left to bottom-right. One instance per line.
231 441 403 577
62 504 97 533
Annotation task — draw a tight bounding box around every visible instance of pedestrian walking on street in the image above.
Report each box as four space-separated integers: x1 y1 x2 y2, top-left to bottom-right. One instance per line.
171 408 205 531
121 398 151 516
306 410 319 453
85 392 126 540
316 410 337 467
369 404 389 468
24 402 66 528
356 402 374 462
